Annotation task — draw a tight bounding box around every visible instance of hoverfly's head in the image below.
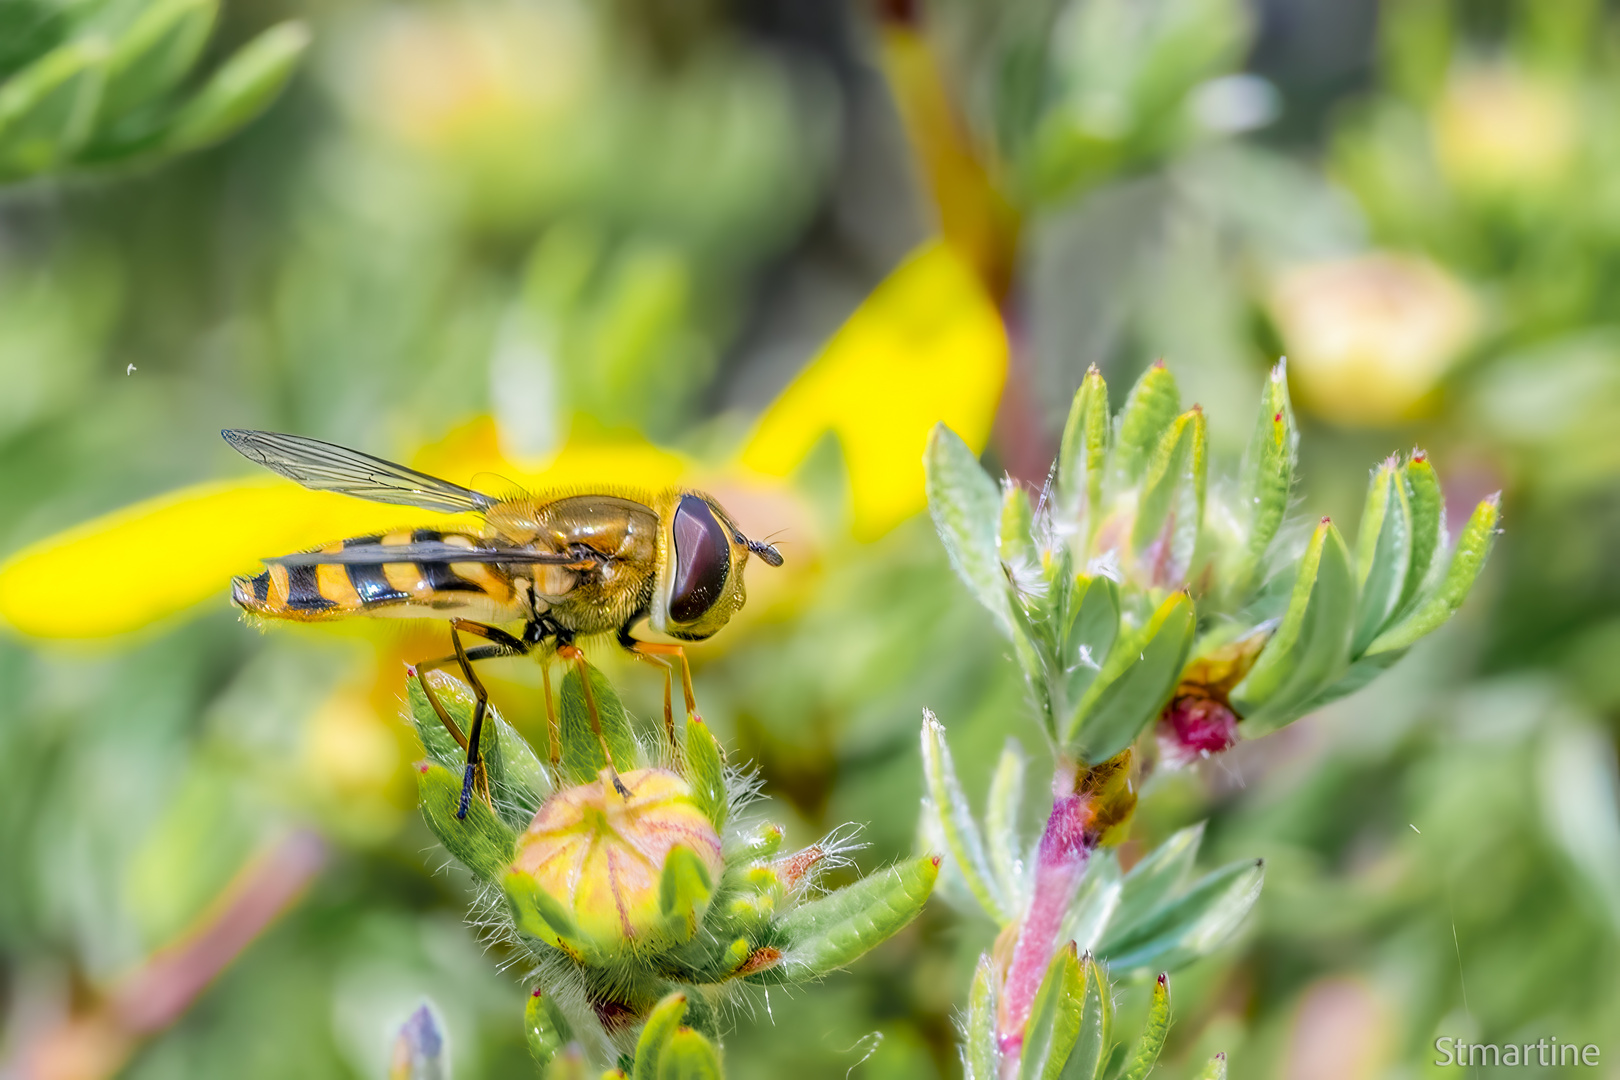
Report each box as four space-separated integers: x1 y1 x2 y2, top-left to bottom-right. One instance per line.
653 491 782 641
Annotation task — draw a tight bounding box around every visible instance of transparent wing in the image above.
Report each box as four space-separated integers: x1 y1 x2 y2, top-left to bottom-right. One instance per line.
266 543 593 567
223 429 498 514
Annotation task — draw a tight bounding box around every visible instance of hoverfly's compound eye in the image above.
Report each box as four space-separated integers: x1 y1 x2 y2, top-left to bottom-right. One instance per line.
670 495 731 623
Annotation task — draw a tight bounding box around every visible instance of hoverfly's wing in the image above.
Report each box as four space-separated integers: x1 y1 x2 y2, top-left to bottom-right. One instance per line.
265 542 593 567
223 429 498 514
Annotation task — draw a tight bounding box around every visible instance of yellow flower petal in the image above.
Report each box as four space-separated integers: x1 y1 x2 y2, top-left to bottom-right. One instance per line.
0 479 479 640
739 242 1007 540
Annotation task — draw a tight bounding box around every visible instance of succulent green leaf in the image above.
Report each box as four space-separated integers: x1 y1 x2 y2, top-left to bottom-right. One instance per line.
1064 575 1121 709
1231 360 1297 597
162 20 308 152
1130 408 1207 588
0 39 106 179
633 992 688 1080
1103 823 1204 946
526 989 574 1069
1118 974 1170 1080
752 856 940 982
659 846 714 943
1351 462 1411 655
986 738 1029 912
1001 481 1037 568
1231 520 1356 736
408 671 547 827
1019 943 1084 1080
922 711 1011 923
965 956 1000 1080
1097 859 1264 977
1068 592 1196 764
1194 1053 1228 1080
1059 954 1110 1080
101 0 216 121
1059 851 1121 954
1112 363 1180 487
407 676 466 770
1058 366 1110 527
492 713 551 819
505 869 589 955
927 424 1015 636
416 762 516 882
1366 494 1499 655
657 1027 722 1080
1397 453 1445 618
560 661 640 785
682 718 726 831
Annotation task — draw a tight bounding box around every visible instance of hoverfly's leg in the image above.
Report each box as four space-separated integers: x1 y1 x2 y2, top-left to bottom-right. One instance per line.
628 641 697 719
629 649 676 748
557 644 633 799
414 621 531 819
539 659 561 767
448 625 493 819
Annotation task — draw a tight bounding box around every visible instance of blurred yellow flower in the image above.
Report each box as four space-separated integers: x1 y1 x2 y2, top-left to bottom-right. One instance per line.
740 241 1007 539
1432 64 1577 200
1268 253 1478 426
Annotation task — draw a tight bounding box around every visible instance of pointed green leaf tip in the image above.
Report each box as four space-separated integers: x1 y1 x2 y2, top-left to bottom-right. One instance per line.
1195 1052 1228 1080
1097 858 1264 977
683 718 726 831
416 761 516 882
1112 362 1180 487
1119 974 1170 1080
749 856 939 982
965 956 999 1080
1131 407 1207 588
389 1003 447 1080
1231 360 1297 597
1019 943 1083 1080
659 846 714 943
1366 492 1499 655
1231 519 1355 736
1061 954 1110 1080
1067 591 1195 764
101 0 217 122
926 423 1014 636
1058 366 1110 529
163 21 309 152
922 711 1012 923
559 661 639 784
633 992 687 1080
1352 461 1412 655
657 1028 722 1080
526 989 573 1069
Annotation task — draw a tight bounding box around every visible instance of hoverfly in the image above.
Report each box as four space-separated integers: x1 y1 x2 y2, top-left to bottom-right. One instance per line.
222 429 783 816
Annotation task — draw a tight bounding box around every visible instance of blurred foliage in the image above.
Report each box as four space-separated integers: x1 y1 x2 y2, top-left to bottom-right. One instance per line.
0 0 1617 1077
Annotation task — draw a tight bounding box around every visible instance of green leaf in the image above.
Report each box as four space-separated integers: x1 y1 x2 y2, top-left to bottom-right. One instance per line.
682 718 726 831
1230 360 1297 598
1112 363 1180 487
162 20 308 152
1104 823 1204 946
1001 481 1037 567
1063 575 1121 710
1231 520 1356 736
101 0 216 120
1118 973 1170 1080
0 39 107 179
965 956 1000 1080
659 846 714 943
560 661 639 785
1059 851 1121 954
1020 943 1084 1080
1194 1053 1227 1080
416 762 516 882
1396 453 1445 620
1130 407 1207 588
1058 366 1110 528
1060 954 1110 1080
752 856 939 982
657 1027 722 1080
505 869 590 957
986 738 1029 913
1097 859 1264 977
1068 592 1196 764
633 992 687 1080
922 711 1011 923
544 1045 590 1080
927 424 1014 636
1365 494 1499 655
526 989 574 1070
408 671 548 829
1351 461 1411 655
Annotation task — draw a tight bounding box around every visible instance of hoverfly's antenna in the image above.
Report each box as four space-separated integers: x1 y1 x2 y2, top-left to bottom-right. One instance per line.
742 535 785 567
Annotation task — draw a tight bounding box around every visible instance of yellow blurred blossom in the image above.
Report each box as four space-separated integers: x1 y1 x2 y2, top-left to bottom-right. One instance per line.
1433 64 1577 200
1268 253 1478 426
740 241 1007 539
303 683 412 837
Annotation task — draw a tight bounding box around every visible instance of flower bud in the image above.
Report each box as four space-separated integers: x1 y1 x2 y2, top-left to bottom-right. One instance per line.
1158 693 1239 765
507 768 723 954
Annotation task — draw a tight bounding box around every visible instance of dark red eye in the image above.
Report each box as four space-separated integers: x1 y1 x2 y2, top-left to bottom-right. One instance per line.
670 495 730 623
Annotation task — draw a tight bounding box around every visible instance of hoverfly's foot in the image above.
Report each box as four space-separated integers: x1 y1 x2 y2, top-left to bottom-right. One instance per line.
456 762 477 820
612 772 633 799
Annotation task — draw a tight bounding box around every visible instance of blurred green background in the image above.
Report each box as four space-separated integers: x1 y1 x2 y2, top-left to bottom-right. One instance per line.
2 0 1619 1077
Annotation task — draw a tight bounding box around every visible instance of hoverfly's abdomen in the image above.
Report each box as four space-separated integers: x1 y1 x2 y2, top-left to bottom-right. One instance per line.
232 530 530 623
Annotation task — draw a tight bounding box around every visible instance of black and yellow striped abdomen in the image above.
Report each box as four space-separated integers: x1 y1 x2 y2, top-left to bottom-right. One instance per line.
233 529 531 624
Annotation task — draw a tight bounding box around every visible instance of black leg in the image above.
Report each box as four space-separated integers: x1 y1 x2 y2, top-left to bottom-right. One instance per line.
413 620 531 819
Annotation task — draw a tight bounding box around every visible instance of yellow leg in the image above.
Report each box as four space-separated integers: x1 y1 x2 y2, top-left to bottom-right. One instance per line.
539 657 561 766
629 641 696 718
631 649 677 747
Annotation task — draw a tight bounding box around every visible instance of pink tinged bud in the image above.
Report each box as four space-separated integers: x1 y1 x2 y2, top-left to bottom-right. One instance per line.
997 795 1092 1059
509 768 723 949
1158 694 1239 765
